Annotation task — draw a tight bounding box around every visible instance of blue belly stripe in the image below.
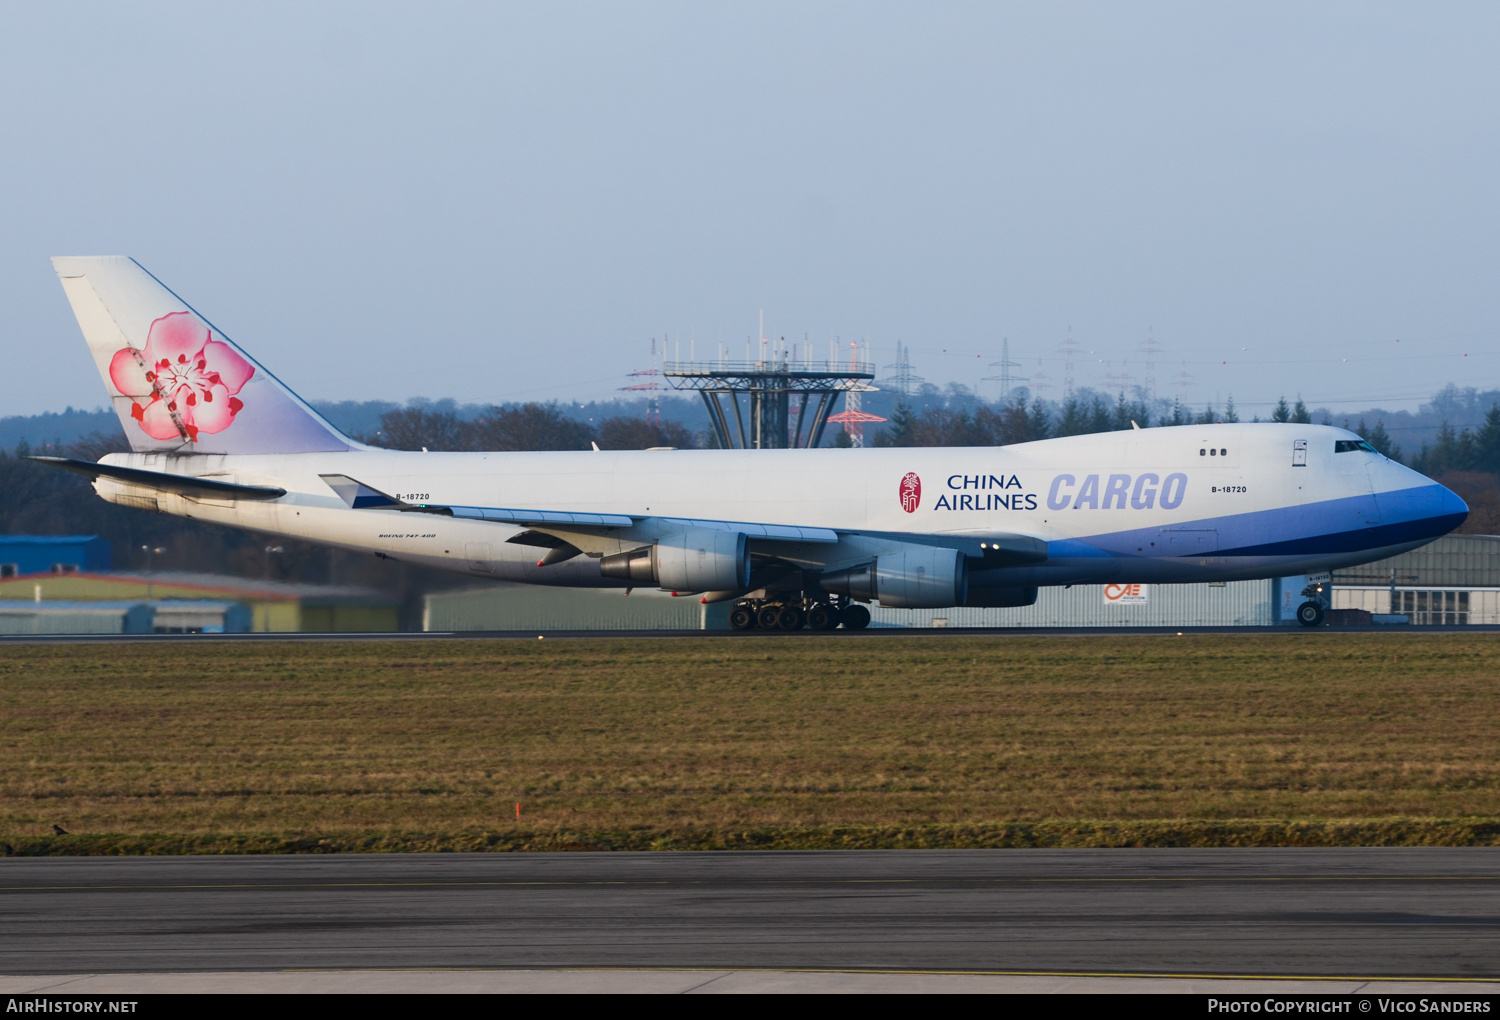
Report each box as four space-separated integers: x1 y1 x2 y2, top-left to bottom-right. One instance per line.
1064 483 1466 559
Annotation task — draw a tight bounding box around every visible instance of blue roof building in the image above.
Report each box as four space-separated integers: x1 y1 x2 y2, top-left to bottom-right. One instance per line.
0 536 111 577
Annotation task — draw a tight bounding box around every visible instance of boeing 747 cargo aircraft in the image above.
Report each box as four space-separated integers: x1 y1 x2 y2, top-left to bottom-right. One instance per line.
36 256 1467 630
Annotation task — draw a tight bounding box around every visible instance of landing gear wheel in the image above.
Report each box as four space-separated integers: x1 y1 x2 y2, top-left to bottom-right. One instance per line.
806 604 839 631
757 605 784 630
776 606 805 631
840 604 871 630
1296 601 1325 628
729 605 757 631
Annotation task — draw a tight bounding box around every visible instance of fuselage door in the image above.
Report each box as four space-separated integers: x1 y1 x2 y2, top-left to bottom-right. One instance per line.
464 542 494 573
1292 440 1307 467
1160 529 1220 555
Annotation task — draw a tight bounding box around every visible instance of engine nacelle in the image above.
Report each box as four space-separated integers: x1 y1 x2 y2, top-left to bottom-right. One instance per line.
599 529 750 592
821 544 968 609
965 585 1039 608
656 529 750 592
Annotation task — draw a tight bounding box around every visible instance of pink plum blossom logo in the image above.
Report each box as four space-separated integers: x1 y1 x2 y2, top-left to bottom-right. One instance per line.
109 312 254 442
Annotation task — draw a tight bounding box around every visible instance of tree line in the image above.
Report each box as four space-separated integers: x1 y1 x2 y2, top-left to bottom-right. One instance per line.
1407 406 1500 478
871 392 1318 447
365 402 698 451
369 392 1320 452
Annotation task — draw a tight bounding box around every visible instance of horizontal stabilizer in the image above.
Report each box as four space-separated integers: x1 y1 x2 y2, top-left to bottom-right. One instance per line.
320 474 403 509
30 457 286 500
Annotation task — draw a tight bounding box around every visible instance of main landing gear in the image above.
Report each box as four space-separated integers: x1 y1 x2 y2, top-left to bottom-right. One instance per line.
727 596 871 632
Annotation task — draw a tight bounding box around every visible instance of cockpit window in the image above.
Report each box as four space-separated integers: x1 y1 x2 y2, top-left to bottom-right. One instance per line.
1335 439 1377 454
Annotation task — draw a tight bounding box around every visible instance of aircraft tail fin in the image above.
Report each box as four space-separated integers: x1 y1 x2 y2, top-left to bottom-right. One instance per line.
51 256 355 455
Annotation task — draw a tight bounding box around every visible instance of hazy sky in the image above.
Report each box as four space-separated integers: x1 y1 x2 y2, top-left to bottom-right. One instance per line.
3 2 1498 418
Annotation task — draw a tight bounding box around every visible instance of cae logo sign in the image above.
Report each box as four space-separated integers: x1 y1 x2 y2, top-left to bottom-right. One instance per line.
1104 583 1148 604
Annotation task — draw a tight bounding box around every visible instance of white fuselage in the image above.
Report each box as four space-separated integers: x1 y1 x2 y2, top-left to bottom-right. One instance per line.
95 422 1467 602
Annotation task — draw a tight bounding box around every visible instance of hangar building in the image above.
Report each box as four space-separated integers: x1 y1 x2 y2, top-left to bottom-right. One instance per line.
422 535 1499 631
1330 534 1500 625
0 571 399 633
0 535 110 577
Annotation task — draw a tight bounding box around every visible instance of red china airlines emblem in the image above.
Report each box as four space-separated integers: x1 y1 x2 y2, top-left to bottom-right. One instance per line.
899 472 921 513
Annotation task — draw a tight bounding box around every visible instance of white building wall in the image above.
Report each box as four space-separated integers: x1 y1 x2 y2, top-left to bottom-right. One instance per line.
0 603 139 634
871 581 1274 628
425 584 718 631
424 581 1275 631
1332 587 1500 624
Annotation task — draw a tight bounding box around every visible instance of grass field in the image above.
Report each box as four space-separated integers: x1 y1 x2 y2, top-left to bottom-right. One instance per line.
3 632 1500 852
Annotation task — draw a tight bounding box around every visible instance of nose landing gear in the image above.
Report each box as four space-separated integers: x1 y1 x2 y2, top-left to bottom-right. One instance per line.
1296 600 1325 628
1296 580 1330 628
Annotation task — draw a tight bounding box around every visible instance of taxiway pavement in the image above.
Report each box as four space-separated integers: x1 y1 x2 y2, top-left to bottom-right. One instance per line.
2 848 1497 980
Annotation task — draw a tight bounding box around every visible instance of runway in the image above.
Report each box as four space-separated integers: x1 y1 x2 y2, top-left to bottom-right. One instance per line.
2 849 1498 984
3 625 1496 644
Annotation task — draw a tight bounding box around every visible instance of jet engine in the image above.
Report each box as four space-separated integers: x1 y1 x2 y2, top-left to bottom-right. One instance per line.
820 544 968 609
599 529 750 592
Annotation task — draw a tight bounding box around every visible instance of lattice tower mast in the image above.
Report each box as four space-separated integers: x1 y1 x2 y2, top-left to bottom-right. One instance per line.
1028 359 1051 399
831 340 885 448
883 341 923 401
1174 360 1194 404
983 338 1024 401
1139 328 1162 400
620 336 664 424
1058 327 1082 397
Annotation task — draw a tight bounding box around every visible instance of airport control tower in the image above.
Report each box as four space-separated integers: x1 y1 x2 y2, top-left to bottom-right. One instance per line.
664 340 875 449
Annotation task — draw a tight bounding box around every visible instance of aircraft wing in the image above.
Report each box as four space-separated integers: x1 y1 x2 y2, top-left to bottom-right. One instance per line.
31 457 288 500
319 474 839 543
319 474 1046 560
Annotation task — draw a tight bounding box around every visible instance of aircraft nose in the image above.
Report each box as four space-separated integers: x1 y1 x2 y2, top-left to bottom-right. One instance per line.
1380 470 1468 539
1438 482 1470 527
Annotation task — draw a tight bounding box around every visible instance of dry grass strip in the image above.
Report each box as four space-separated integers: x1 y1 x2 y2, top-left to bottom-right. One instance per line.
2 633 1497 850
